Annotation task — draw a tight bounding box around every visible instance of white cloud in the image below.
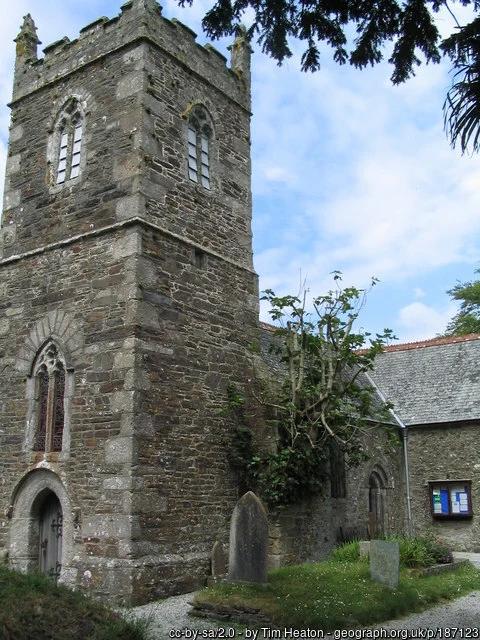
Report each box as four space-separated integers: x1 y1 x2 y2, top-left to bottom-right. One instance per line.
397 301 457 342
263 166 292 182
252 42 480 302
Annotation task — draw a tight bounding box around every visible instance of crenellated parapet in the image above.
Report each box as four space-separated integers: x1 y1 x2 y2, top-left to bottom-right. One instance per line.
11 0 251 111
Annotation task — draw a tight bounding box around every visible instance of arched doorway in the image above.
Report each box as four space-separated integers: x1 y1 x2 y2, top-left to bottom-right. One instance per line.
368 469 386 538
36 491 63 581
8 470 72 583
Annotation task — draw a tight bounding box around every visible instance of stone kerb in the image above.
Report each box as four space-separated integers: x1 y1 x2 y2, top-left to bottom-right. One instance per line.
227 491 268 585
369 539 399 589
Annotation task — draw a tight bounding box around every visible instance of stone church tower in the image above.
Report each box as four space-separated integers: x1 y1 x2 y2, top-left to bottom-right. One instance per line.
0 0 258 605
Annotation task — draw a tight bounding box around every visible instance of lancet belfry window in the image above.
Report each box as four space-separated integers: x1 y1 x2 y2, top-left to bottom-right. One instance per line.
33 342 66 453
55 100 84 185
187 106 212 189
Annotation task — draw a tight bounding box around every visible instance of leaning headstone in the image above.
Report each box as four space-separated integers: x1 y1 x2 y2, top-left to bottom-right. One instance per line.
359 540 370 558
227 491 268 584
208 541 227 584
370 539 399 589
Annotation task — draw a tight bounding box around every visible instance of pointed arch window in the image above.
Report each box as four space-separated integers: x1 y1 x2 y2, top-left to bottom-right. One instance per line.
54 99 84 185
32 343 67 453
187 106 212 189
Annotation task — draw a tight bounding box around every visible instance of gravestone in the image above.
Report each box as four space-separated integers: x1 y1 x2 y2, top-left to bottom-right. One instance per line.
211 541 227 578
227 491 268 584
370 540 400 589
359 541 370 557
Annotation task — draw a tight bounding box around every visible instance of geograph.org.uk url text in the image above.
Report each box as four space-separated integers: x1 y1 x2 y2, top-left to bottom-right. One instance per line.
168 628 480 640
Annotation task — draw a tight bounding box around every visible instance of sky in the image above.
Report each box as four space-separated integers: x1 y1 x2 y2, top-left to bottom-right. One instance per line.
1 0 479 343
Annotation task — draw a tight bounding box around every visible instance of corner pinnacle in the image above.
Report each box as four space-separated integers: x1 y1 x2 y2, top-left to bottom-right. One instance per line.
229 25 252 89
15 14 41 62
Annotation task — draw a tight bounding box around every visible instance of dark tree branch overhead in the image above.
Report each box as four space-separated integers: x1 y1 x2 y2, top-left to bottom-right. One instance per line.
179 0 480 153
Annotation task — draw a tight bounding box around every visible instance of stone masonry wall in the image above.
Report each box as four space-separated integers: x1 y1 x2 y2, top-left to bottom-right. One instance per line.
1 41 144 259
0 0 256 605
128 226 258 603
0 226 141 603
407 423 480 551
141 43 253 268
269 425 407 567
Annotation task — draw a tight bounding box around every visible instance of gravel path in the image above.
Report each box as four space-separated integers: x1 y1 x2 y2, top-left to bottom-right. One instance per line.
129 590 480 640
370 590 480 631
128 592 224 640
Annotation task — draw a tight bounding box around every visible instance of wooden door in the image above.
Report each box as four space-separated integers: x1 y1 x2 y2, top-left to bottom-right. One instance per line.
38 493 63 581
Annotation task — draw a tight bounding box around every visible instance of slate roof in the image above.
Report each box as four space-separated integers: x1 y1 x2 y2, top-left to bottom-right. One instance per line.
369 334 480 426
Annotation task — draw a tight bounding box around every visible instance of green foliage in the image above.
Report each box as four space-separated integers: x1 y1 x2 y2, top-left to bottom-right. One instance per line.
250 445 329 506
442 17 480 152
179 0 480 152
387 535 454 567
331 535 453 568
0 565 149 640
244 273 396 507
445 267 480 335
396 536 436 568
331 540 361 562
195 559 480 630
381 424 402 456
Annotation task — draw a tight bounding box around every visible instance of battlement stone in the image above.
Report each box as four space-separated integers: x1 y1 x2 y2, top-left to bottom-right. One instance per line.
12 1 250 111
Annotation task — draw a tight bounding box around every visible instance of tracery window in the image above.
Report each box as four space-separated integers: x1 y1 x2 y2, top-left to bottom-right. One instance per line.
54 99 84 185
33 343 66 453
187 106 212 189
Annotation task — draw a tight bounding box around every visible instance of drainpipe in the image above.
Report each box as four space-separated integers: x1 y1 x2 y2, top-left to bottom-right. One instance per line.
364 372 413 535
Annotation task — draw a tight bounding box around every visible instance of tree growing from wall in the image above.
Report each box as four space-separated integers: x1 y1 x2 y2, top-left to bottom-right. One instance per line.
180 0 480 153
229 272 396 507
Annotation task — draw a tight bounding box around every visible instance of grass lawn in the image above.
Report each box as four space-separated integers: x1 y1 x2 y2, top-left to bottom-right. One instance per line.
0 565 149 640
194 560 480 630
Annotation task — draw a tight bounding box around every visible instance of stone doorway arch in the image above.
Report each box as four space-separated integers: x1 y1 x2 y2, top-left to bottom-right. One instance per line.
8 469 72 582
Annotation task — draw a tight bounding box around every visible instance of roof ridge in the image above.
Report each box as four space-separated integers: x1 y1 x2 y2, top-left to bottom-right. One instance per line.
259 321 277 333
259 322 480 352
382 333 480 352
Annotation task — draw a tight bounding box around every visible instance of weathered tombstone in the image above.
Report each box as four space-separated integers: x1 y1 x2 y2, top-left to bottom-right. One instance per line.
211 541 227 579
227 491 268 584
359 540 371 558
370 539 400 589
